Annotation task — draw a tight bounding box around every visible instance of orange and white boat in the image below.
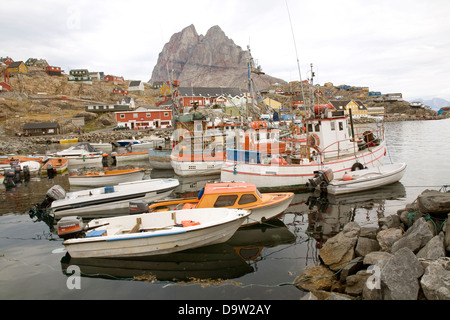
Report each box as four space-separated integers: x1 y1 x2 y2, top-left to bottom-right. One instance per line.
149 181 294 227
42 158 69 174
68 168 146 187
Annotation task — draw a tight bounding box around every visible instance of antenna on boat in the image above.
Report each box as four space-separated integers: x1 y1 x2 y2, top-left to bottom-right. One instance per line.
285 0 307 113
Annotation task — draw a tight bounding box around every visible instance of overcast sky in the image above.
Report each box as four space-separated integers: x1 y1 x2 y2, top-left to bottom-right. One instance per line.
2 0 450 101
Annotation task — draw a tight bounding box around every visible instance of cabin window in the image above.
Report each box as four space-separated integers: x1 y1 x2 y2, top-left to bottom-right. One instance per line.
308 124 313 132
315 123 320 132
238 194 258 205
214 195 238 207
339 122 343 131
331 121 335 131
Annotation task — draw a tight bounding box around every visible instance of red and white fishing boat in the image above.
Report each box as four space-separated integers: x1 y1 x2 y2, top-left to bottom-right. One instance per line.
221 105 386 192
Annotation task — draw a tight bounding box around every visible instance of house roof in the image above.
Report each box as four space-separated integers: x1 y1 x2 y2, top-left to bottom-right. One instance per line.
8 61 24 68
129 80 142 87
178 87 244 97
23 122 59 130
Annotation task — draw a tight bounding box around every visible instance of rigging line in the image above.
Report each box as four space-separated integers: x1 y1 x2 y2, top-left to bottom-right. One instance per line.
284 0 306 107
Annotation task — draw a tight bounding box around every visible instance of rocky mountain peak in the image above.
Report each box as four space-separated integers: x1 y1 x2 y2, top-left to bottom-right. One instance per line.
150 25 283 89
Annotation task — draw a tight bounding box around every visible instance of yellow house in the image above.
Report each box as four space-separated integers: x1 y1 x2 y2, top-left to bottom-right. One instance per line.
7 61 28 74
329 100 368 118
263 97 282 110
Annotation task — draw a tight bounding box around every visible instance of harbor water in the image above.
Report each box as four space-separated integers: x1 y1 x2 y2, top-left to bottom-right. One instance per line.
1 119 449 300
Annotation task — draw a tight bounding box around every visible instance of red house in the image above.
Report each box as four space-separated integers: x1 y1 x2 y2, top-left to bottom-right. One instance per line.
0 82 11 92
113 87 129 95
104 75 125 84
115 106 172 129
45 66 62 76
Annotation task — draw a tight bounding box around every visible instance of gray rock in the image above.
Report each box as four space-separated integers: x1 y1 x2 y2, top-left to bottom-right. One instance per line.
363 251 393 265
376 228 403 251
379 214 402 230
360 226 378 240
416 232 446 260
319 222 360 271
380 247 424 300
340 257 364 281
417 190 450 215
345 270 372 296
355 237 380 257
391 217 433 254
420 257 450 300
442 214 450 251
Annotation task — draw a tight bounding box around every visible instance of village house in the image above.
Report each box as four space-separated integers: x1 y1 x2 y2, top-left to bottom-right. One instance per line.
45 66 62 76
263 97 282 110
0 57 14 66
128 80 144 92
104 75 125 84
25 58 48 68
174 87 245 113
115 106 172 130
7 61 27 74
329 100 368 118
0 82 11 92
68 69 92 83
113 87 129 95
23 122 60 136
85 97 135 113
292 95 304 109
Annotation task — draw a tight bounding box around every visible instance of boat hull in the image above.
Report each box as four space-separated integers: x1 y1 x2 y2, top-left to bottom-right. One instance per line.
327 162 406 195
68 169 146 187
51 179 179 220
221 141 386 191
63 209 250 258
171 159 223 177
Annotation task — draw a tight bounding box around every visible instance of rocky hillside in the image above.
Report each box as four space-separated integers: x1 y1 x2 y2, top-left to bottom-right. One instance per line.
0 67 159 136
150 25 283 89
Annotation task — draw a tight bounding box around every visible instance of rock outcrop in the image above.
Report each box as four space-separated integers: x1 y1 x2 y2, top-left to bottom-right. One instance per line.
150 25 283 89
295 189 450 300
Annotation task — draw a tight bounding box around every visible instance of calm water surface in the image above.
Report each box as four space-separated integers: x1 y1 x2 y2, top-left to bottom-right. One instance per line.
1 119 449 300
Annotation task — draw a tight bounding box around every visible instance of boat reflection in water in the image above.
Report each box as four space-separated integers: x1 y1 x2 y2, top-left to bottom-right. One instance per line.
300 182 406 248
60 218 295 283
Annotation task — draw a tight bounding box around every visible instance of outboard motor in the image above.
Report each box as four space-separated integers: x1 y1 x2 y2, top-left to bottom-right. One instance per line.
22 165 31 181
57 216 87 240
12 165 22 183
129 200 149 214
28 185 67 225
3 169 16 188
306 168 334 193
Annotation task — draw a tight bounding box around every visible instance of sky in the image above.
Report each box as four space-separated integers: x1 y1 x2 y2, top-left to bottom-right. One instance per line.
2 0 450 102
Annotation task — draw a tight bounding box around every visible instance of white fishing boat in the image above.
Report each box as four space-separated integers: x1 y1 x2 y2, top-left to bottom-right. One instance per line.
112 151 149 162
325 162 407 195
42 178 179 220
221 106 386 191
68 168 146 187
60 208 251 258
129 136 165 152
52 142 105 166
89 142 113 153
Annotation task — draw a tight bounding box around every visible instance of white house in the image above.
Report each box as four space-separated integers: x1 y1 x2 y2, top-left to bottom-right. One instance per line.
128 80 144 92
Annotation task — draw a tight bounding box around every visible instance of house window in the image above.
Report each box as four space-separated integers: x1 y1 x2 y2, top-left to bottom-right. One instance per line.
133 113 138 118
214 195 238 207
146 113 151 117
164 112 169 117
120 114 125 119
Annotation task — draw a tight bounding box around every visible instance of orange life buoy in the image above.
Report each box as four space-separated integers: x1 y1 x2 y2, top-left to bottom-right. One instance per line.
308 133 320 146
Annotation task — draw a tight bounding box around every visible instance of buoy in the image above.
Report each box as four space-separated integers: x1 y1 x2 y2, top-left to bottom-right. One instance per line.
343 172 352 181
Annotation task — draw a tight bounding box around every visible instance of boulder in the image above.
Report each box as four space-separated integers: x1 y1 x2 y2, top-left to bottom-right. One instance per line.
339 257 364 281
345 270 372 296
420 257 450 300
391 217 433 254
294 265 337 292
363 251 393 265
319 222 360 271
359 226 378 240
416 190 450 215
355 237 380 257
380 247 424 300
378 214 402 230
416 232 446 260
376 228 403 251
442 214 450 252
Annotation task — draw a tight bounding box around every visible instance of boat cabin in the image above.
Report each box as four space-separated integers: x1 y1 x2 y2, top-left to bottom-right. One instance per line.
196 182 264 209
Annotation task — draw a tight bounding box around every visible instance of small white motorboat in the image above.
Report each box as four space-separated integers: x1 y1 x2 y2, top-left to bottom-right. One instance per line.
60 208 251 258
325 162 407 195
53 142 105 166
42 178 180 220
68 168 146 187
